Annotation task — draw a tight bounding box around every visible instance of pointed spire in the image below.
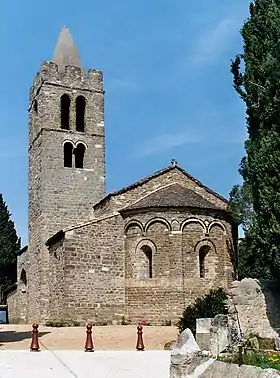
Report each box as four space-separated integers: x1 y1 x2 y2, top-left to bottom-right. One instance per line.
52 27 82 69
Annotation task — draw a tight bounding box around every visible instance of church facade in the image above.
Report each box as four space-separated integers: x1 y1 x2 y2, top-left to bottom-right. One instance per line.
6 28 237 325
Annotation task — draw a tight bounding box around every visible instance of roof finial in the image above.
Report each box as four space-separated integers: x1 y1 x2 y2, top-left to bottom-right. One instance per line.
171 159 178 167
52 26 82 69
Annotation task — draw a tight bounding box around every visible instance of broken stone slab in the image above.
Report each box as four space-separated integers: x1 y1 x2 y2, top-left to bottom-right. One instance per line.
199 361 280 378
258 369 280 378
196 318 212 351
170 353 280 378
170 352 212 378
209 314 230 356
171 328 200 356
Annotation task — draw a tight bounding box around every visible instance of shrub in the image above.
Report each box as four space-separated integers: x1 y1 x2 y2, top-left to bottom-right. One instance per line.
45 319 64 327
177 288 228 335
219 350 280 371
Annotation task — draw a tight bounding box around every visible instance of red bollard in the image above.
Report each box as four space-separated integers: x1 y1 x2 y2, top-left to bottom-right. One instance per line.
85 324 94 352
136 324 145 351
30 323 40 352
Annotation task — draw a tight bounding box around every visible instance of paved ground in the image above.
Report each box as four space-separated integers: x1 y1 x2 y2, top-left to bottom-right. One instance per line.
0 325 178 350
0 350 171 377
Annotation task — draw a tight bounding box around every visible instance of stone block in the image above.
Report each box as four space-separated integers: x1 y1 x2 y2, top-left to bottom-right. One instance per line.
196 318 212 351
237 364 263 378
209 314 230 356
171 328 200 356
200 360 230 377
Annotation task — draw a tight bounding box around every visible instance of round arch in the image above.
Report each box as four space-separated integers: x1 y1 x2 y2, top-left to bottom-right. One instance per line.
19 268 27 293
208 221 227 235
125 220 144 235
181 218 206 233
136 239 157 252
62 139 75 147
145 217 171 233
194 239 217 254
75 140 88 149
135 239 157 279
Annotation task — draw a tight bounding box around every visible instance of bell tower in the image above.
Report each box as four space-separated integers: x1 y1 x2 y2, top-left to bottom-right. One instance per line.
27 27 106 321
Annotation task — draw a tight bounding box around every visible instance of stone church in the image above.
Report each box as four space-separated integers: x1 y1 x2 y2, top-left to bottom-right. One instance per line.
6 27 237 325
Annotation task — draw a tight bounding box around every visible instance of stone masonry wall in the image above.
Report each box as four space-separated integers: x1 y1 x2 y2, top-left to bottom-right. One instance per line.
43 171 235 327
6 289 18 323
6 248 29 323
124 209 235 325
49 239 65 321
24 61 106 323
48 214 125 324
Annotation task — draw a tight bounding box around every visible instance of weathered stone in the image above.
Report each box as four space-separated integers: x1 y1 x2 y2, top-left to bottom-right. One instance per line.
196 318 212 351
227 279 280 340
259 369 280 378
200 360 231 377
209 314 230 355
171 328 200 356
170 357 280 378
248 336 260 350
237 364 264 377
6 27 237 326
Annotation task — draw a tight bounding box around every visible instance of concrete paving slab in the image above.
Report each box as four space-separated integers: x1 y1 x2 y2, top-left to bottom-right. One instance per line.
0 350 171 378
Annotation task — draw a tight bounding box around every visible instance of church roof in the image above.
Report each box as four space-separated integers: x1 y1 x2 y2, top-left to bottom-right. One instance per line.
52 27 82 69
94 164 228 210
121 183 220 212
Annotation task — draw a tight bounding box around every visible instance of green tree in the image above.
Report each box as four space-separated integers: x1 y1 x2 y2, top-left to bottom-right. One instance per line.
228 158 253 232
0 194 21 293
230 0 280 279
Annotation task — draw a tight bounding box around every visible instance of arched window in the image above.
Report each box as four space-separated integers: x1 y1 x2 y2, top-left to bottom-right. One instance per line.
20 269 27 286
33 100 38 114
61 94 71 130
76 96 86 132
19 268 27 293
64 142 73 168
74 143 86 169
141 245 153 278
199 245 211 278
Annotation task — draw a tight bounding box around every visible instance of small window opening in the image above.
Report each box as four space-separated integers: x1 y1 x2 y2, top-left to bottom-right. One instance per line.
20 269 27 286
76 96 86 132
199 245 210 278
74 143 86 169
141 245 153 278
61 94 71 130
34 100 38 114
64 142 73 168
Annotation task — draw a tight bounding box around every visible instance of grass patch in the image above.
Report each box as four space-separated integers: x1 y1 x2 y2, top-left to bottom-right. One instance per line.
219 350 280 371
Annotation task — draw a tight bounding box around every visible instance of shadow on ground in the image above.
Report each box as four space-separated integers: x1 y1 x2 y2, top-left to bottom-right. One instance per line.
0 330 50 344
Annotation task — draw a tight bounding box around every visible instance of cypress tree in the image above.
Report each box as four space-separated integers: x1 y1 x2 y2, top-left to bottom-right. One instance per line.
231 0 280 278
0 194 21 293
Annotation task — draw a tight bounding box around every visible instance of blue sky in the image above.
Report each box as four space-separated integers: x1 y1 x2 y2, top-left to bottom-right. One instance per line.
0 0 249 245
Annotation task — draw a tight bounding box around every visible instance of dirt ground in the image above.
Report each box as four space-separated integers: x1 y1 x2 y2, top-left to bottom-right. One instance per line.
0 324 178 350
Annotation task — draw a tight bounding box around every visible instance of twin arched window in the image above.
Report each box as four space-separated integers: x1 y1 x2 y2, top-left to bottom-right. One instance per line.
64 142 86 169
60 94 86 132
